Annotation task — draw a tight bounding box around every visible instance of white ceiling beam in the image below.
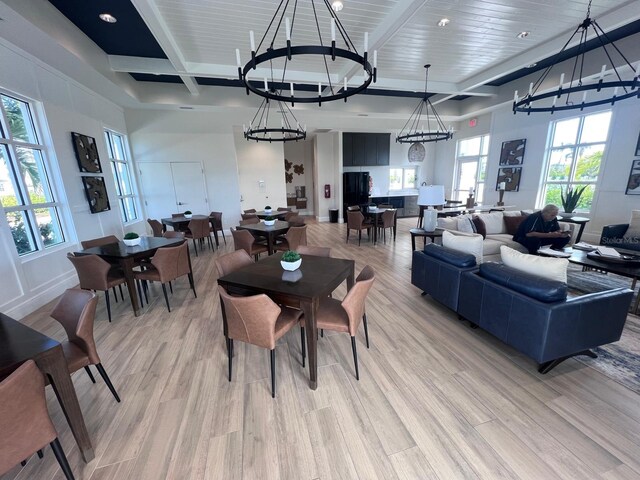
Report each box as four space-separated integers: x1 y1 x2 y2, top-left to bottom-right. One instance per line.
109 55 176 75
130 0 199 95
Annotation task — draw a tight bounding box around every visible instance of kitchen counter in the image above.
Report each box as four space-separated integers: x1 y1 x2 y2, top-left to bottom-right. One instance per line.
369 194 420 218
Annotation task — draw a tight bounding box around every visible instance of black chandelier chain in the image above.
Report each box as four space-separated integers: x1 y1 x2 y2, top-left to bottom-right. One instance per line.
237 0 377 105
244 97 306 143
396 64 452 144
513 0 639 115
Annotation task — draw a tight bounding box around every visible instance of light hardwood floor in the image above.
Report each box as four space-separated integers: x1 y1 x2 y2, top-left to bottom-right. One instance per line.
2 218 640 480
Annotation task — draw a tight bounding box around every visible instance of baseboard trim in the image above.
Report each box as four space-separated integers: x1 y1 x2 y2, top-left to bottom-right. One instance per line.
3 271 79 319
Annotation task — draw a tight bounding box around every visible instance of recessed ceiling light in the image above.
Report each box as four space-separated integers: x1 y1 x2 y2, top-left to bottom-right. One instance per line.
331 1 344 12
437 18 450 27
526 62 537 68
517 31 530 39
99 13 117 23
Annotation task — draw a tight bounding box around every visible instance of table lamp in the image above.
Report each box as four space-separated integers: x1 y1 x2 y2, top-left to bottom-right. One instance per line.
418 185 445 231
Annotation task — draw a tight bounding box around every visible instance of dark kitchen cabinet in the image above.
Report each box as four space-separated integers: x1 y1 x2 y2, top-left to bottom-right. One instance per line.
343 133 390 167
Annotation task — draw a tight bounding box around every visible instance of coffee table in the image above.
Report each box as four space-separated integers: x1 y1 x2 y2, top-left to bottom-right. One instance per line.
565 248 640 313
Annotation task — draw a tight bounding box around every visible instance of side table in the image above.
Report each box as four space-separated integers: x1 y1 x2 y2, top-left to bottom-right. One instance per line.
557 216 590 243
410 228 443 251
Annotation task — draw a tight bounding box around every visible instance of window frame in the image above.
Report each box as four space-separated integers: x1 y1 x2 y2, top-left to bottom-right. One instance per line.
453 134 490 203
538 110 611 213
104 128 139 224
0 89 67 257
389 166 419 191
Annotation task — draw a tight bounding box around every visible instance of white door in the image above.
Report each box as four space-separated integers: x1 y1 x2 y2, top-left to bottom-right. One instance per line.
138 162 176 220
171 162 209 214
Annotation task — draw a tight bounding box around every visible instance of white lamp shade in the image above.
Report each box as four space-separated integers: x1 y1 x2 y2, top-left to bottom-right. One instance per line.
418 185 445 206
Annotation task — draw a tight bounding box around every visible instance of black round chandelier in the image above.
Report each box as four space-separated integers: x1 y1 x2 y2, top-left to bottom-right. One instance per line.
236 0 377 106
513 1 639 115
396 65 453 144
244 97 306 142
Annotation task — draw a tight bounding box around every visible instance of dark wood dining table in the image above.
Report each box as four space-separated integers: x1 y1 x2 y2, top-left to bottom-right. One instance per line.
162 215 220 246
76 237 186 316
365 207 397 244
217 252 355 390
255 210 288 220
237 220 290 255
0 313 94 462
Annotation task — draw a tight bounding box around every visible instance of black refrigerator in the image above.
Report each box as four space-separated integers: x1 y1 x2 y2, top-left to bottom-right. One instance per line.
343 172 370 219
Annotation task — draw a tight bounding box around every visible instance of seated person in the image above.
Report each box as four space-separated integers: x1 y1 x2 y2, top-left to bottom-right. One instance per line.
514 204 571 254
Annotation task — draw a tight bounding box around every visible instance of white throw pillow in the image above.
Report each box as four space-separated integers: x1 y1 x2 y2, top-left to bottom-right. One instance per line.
442 230 483 264
477 212 505 234
623 210 640 241
437 217 458 230
456 215 476 233
500 245 568 283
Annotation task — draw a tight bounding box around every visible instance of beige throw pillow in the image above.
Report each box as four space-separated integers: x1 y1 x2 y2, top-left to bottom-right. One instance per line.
442 230 483 264
623 210 640 241
500 245 568 283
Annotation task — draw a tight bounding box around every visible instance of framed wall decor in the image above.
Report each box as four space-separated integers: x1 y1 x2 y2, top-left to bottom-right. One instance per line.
499 138 526 165
635 131 640 156
625 159 640 195
71 132 102 173
496 167 522 192
81 176 111 213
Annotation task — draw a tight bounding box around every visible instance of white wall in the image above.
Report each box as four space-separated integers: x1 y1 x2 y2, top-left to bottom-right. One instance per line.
314 132 341 221
283 139 315 214
0 40 135 318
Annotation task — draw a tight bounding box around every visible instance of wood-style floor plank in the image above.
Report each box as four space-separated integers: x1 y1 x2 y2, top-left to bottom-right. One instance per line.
2 218 640 480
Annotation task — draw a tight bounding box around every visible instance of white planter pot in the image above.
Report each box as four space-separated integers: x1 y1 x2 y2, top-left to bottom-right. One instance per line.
123 237 141 246
264 209 272 214
560 211 574 219
264 219 276 226
281 259 302 271
184 214 193 219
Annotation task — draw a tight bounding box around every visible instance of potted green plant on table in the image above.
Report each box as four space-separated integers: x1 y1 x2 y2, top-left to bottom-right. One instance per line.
560 186 587 218
123 232 141 246
264 215 276 226
280 250 301 271
184 210 193 219
264 205 272 213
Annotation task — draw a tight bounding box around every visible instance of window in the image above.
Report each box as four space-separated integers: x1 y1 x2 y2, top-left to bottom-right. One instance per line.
389 166 418 190
105 129 138 223
540 111 611 212
453 135 489 202
0 92 65 256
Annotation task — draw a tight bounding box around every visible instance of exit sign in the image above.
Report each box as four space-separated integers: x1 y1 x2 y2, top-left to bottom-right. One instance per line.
469 118 477 127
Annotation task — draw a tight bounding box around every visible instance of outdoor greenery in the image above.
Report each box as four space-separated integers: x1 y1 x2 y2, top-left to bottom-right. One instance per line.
560 185 588 213
281 250 301 262
545 150 602 210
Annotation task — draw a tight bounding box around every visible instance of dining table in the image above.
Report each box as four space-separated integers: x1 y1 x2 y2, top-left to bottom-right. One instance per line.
217 252 355 390
161 214 220 246
0 313 94 462
255 210 288 220
76 236 187 316
237 220 291 255
365 207 397 244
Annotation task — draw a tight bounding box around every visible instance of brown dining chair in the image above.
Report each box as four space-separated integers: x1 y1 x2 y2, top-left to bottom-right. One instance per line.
80 235 119 249
218 286 302 397
243 209 257 214
347 205 361 212
185 218 213 256
51 289 121 402
284 211 298 221
277 207 292 212
163 230 185 239
172 213 184 218
377 204 393 209
231 228 268 261
215 249 253 278
297 245 331 257
241 213 258 220
287 215 305 226
346 211 372 245
147 219 163 237
134 242 196 312
275 225 307 252
0 361 75 480
210 211 226 244
379 209 396 244
66 253 126 323
239 217 260 225
300 265 375 380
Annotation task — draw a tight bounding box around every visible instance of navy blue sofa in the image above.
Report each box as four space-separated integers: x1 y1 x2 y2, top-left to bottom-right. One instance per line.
411 243 477 311
600 223 640 252
458 263 633 373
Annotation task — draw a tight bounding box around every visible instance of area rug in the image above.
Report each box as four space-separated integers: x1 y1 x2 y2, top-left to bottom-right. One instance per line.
567 265 640 394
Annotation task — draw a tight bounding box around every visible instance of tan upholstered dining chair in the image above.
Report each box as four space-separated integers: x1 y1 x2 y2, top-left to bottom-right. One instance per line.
0 361 75 479
297 245 331 257
147 218 163 237
379 209 396 244
80 235 119 249
241 213 258 220
163 230 185 239
215 249 253 278
346 211 372 245
51 289 121 402
67 253 126 322
275 225 307 252
134 242 196 312
231 228 268 261
300 265 375 379
243 209 257 214
210 211 226 244
185 218 213 256
239 217 260 225
218 286 302 397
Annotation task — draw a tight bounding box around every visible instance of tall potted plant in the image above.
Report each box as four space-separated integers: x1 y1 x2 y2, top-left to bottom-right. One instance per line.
560 185 587 218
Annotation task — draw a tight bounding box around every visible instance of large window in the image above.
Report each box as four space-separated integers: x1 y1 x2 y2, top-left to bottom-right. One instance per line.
540 111 611 212
389 166 418 191
0 92 65 256
453 135 489 202
105 129 138 223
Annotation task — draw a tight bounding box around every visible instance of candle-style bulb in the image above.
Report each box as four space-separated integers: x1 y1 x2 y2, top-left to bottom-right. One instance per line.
286 18 291 41
250 31 255 51
528 82 533 95
344 77 347 91
373 50 377 68
599 64 606 79
559 73 565 86
364 32 368 52
318 82 322 95
236 49 241 68
331 19 336 41
514 90 518 102
290 82 294 96
264 78 268 91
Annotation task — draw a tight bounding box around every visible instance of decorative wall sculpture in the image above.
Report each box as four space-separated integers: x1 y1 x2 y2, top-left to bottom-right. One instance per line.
496 167 522 192
499 139 526 165
626 159 640 195
71 132 102 173
82 176 111 213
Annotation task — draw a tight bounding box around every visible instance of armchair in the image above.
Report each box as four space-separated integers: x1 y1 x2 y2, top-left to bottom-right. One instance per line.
600 223 640 251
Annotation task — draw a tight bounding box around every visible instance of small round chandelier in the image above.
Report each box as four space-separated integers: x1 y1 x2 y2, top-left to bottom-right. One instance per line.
244 97 306 142
513 0 640 115
236 0 377 106
396 64 453 144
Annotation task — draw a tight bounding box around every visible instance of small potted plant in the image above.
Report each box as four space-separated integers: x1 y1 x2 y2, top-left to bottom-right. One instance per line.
184 210 193 219
560 186 587 218
264 215 276 226
264 205 272 213
281 250 301 271
123 232 141 246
